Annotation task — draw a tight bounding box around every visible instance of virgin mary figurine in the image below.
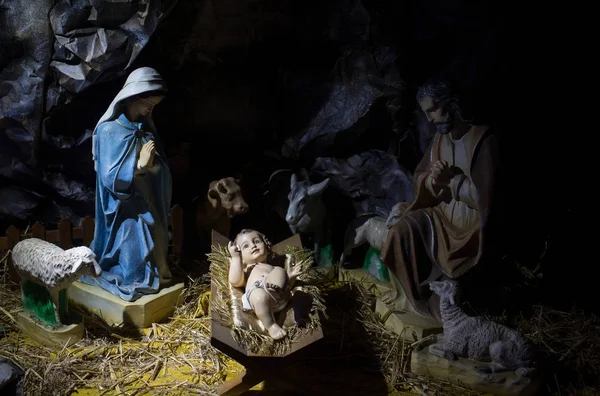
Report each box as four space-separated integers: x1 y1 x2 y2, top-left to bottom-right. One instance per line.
79 67 173 302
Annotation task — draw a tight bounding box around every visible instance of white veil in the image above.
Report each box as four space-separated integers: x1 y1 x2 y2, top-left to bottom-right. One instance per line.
91 67 168 170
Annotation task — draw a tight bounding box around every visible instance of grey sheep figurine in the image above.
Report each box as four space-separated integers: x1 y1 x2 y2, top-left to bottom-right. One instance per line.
428 280 537 377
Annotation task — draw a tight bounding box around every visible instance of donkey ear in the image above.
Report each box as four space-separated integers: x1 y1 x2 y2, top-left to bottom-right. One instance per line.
290 173 298 189
308 178 329 197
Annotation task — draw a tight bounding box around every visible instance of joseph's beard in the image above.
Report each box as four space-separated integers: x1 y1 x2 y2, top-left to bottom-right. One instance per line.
434 113 453 134
435 121 451 135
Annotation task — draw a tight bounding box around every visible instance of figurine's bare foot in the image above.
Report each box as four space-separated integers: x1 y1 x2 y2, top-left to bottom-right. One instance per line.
159 269 173 285
267 323 287 340
250 289 287 340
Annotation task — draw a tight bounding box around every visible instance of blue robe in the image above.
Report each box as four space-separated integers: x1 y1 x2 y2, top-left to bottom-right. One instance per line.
79 113 172 301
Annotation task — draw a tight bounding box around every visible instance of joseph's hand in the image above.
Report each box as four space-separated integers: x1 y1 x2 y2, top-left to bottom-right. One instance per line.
430 160 453 187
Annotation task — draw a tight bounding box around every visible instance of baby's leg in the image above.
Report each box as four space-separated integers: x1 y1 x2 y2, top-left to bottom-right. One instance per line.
265 267 287 291
249 288 286 339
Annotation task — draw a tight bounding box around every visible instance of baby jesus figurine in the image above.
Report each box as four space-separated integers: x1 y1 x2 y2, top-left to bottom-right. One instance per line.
228 229 302 340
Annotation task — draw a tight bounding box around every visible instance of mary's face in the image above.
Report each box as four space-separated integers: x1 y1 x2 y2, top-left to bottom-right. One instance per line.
129 95 164 117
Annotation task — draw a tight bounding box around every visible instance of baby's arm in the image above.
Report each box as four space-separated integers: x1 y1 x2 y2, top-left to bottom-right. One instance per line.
286 255 302 288
228 241 245 287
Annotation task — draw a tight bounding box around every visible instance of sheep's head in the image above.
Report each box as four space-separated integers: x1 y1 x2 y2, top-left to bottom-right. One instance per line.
429 280 459 305
68 246 102 277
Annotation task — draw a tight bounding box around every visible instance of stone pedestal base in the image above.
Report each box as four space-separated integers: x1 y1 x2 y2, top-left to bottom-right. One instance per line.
374 299 442 342
68 281 185 328
338 267 393 296
339 267 442 341
411 344 542 396
313 264 336 280
16 311 84 348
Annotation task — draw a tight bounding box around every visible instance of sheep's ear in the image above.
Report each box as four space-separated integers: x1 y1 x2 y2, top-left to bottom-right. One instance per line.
71 259 84 274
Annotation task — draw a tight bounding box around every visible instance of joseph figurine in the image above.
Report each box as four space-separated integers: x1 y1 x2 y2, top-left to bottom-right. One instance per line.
382 77 500 324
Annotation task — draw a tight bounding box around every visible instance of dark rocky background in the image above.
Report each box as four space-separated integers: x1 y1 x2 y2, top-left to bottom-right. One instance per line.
1 0 579 315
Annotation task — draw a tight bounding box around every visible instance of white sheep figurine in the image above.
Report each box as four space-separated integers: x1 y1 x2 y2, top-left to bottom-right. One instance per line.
428 280 537 378
11 238 102 326
340 215 388 265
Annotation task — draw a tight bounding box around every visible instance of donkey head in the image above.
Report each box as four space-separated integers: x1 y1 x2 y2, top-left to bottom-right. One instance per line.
285 173 330 228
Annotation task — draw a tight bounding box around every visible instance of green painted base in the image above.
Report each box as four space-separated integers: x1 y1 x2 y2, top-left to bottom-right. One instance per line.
16 310 83 348
21 280 67 326
317 243 334 268
362 247 389 282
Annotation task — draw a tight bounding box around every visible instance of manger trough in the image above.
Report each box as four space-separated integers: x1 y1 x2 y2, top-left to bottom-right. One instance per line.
208 230 326 394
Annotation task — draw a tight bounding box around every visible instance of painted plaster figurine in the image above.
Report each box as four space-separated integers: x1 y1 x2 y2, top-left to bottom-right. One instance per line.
285 173 331 266
12 238 102 326
428 280 536 377
79 67 173 302
194 177 249 239
381 76 500 323
228 229 302 340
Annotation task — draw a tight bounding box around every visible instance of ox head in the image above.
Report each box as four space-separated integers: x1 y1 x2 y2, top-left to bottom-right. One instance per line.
208 177 249 218
69 246 102 277
285 173 330 226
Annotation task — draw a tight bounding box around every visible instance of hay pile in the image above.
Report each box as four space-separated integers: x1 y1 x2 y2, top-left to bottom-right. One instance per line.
356 285 600 395
1 249 599 395
0 254 241 395
516 306 600 394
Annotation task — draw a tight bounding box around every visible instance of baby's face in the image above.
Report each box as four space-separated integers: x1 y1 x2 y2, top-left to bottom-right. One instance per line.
237 231 268 264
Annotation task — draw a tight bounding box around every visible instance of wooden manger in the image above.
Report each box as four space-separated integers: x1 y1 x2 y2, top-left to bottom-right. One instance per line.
209 230 325 395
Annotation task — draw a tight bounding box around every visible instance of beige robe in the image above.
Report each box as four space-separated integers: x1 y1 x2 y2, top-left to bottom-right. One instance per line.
381 125 499 321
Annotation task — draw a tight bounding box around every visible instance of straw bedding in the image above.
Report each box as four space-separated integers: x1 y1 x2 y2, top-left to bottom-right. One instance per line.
1 249 599 395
